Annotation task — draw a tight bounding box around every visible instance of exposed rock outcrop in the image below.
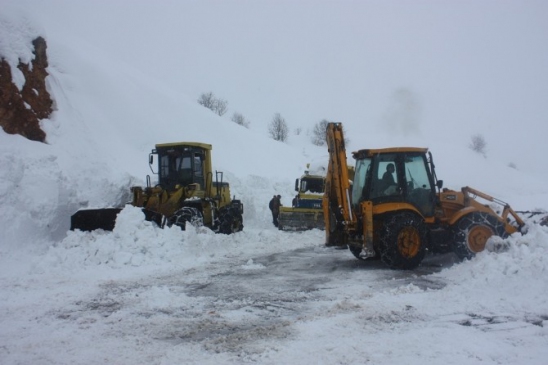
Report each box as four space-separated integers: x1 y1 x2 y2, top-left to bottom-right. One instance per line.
0 36 53 142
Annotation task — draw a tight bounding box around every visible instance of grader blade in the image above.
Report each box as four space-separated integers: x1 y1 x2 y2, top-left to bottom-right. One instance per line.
70 208 122 231
70 207 165 232
278 208 325 231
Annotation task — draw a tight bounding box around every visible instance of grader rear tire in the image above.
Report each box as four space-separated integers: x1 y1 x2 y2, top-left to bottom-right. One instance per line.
378 212 427 270
452 212 507 260
218 206 243 234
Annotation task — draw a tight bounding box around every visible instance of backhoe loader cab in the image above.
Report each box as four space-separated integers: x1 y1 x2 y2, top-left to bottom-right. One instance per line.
323 122 524 270
351 148 438 217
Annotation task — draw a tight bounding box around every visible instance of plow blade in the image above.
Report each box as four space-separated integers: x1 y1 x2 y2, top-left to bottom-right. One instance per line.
70 207 164 232
278 208 325 231
70 208 123 231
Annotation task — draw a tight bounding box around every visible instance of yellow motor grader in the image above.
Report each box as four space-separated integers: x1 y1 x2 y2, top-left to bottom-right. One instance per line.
278 165 355 231
71 142 244 234
323 122 525 269
278 170 326 231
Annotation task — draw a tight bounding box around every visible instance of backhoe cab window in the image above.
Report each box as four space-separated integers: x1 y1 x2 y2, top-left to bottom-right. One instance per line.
404 155 430 190
351 158 372 205
404 153 435 216
370 154 399 198
351 152 435 216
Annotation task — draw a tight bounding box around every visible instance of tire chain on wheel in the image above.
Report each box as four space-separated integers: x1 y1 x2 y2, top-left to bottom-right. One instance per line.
168 207 203 230
378 212 427 270
218 205 243 234
452 211 507 260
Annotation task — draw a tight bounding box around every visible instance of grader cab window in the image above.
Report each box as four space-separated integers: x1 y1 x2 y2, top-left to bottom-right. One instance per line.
192 153 204 187
300 177 324 193
178 155 192 185
158 148 205 189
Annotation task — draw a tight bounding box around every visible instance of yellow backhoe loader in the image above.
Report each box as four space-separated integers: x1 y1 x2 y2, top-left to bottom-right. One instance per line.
323 122 525 269
71 142 243 234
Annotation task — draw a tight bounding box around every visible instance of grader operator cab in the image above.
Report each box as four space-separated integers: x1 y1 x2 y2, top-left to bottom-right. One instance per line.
323 122 525 270
71 142 244 234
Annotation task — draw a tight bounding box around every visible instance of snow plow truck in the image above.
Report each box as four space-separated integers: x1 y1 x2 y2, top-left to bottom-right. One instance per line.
323 122 525 270
70 142 244 234
278 169 326 231
278 165 355 231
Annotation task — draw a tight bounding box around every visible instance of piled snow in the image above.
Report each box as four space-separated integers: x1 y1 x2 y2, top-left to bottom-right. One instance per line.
1 1 548 364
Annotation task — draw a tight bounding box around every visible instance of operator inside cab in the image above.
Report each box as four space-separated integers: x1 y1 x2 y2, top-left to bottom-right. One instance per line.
381 163 398 195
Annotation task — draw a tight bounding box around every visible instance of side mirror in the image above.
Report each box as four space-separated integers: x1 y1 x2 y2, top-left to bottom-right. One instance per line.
437 180 444 189
148 154 157 174
294 179 299 192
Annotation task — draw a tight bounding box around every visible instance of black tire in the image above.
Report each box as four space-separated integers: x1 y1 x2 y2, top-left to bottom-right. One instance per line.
168 207 203 230
348 244 363 259
452 211 507 260
218 206 244 234
378 212 427 270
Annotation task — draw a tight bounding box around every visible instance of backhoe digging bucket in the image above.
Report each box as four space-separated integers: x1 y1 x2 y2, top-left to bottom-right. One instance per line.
70 208 123 231
278 208 325 231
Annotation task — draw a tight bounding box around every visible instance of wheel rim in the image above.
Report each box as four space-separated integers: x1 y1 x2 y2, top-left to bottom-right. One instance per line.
467 225 493 253
397 227 421 258
230 216 241 233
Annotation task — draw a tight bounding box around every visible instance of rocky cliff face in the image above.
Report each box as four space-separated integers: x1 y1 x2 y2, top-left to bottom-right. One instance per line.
0 37 53 142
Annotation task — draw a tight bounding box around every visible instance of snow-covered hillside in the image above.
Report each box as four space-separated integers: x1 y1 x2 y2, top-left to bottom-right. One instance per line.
1 1 548 364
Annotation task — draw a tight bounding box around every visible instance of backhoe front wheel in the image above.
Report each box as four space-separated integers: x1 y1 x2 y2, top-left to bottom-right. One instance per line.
452 212 507 260
378 212 427 270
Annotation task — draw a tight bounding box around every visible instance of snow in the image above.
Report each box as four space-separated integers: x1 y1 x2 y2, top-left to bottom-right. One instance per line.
1 1 548 364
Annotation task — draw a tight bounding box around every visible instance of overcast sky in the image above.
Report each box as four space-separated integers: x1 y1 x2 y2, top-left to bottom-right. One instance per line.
18 0 548 173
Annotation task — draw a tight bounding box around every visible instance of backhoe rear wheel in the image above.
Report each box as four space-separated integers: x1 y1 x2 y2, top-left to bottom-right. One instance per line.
378 212 427 270
452 211 507 260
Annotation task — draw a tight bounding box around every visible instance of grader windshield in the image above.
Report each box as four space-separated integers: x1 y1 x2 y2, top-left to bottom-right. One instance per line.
154 145 207 190
351 149 436 217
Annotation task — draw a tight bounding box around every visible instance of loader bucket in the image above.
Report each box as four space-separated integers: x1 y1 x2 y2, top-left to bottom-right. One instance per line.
70 208 123 231
278 208 325 231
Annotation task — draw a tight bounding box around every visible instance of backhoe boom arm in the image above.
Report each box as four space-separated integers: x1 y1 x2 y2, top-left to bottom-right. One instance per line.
323 123 356 233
